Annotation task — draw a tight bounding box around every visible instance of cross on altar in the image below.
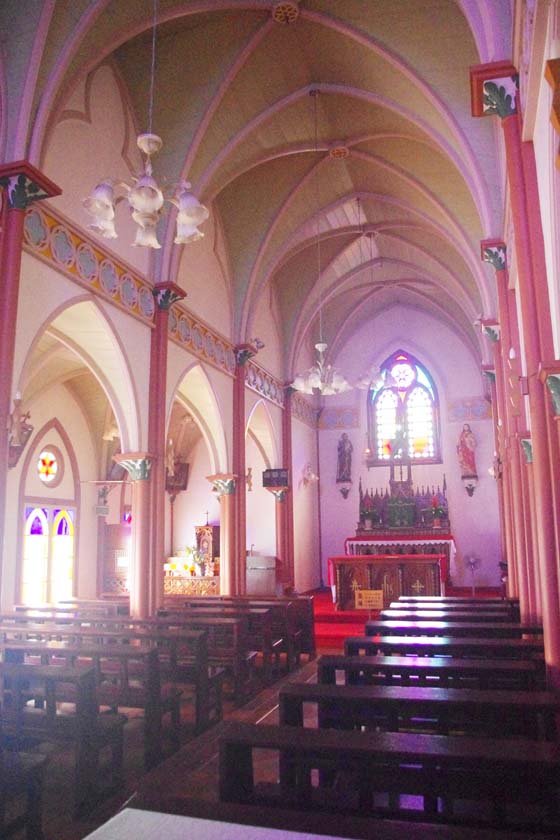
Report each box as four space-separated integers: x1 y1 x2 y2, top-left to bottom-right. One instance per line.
411 579 425 594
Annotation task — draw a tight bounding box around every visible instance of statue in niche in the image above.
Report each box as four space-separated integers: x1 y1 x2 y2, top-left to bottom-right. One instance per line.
336 432 353 483
457 423 477 477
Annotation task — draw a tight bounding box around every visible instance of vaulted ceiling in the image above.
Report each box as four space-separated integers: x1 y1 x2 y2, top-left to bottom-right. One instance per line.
8 0 513 377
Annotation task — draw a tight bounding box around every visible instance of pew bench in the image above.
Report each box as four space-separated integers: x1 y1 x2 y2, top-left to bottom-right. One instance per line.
381 609 515 623
0 661 125 815
0 640 173 769
218 721 560 830
0 741 48 839
344 635 545 660
278 682 560 740
317 653 541 691
364 620 544 638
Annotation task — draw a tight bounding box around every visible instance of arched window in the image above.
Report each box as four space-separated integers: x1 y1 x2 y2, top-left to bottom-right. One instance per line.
367 350 440 466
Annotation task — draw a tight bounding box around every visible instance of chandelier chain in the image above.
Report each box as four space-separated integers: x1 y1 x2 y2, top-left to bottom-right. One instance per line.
148 0 159 136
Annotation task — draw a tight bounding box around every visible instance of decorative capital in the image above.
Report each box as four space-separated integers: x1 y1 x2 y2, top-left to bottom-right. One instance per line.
234 343 258 366
0 160 61 210
520 437 533 464
481 320 500 342
207 473 237 495
152 281 186 310
470 61 518 118
113 452 153 480
544 374 560 415
267 488 287 502
482 365 496 384
538 364 560 417
481 240 507 271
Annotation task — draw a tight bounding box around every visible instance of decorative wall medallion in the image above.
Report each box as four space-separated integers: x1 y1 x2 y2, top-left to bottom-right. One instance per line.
318 406 359 429
76 243 98 283
99 259 118 296
138 287 155 318
448 397 492 422
51 226 75 267
178 317 191 343
24 208 48 249
119 274 138 308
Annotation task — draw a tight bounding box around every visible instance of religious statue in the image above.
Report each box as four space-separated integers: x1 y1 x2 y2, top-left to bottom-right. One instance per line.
336 432 353 483
8 395 32 449
457 423 477 476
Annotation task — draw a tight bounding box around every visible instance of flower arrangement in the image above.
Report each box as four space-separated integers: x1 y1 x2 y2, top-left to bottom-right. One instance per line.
185 545 205 573
430 496 446 519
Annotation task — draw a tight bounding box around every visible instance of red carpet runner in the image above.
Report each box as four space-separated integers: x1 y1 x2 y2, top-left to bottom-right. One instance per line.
311 586 503 651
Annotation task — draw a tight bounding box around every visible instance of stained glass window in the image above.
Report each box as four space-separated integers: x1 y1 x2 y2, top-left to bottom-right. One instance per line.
37 450 58 484
367 350 440 465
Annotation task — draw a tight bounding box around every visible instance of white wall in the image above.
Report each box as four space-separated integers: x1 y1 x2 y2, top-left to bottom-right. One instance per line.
318 305 501 587
170 437 220 556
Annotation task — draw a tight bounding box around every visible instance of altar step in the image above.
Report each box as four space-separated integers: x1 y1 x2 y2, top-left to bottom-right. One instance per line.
312 589 375 650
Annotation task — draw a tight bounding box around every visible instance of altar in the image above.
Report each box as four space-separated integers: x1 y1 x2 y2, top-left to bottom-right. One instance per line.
329 552 448 610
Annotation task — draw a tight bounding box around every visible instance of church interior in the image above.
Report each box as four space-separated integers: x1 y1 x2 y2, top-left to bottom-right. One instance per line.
2 1 560 838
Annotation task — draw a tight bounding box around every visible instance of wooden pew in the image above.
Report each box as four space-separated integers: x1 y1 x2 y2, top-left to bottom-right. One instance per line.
218 721 560 830
398 596 518 604
164 593 316 660
178 597 302 671
364 619 543 638
0 640 170 769
0 737 48 839
344 635 545 660
0 661 125 814
159 607 276 680
381 609 514 623
394 599 520 620
278 682 560 740
317 653 541 690
0 623 222 733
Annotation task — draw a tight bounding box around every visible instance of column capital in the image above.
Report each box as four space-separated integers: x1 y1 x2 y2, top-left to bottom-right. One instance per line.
482 364 496 384
207 473 237 495
480 319 500 342
0 160 61 209
266 487 288 502
234 342 259 366
538 362 560 417
113 452 154 480
152 281 186 310
481 239 507 271
470 61 518 118
519 435 533 464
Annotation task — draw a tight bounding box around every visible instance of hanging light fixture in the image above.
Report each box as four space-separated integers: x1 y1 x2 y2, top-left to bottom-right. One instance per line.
83 0 208 248
291 90 352 396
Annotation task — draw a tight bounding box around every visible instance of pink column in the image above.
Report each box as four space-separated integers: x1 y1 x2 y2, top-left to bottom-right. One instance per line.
472 65 560 687
113 453 153 618
480 243 531 615
206 474 237 595
0 163 60 570
281 386 295 589
266 487 289 593
147 283 185 614
232 344 258 595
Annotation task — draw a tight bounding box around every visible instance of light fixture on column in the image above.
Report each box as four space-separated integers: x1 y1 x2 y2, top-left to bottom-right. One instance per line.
290 90 352 397
83 0 208 248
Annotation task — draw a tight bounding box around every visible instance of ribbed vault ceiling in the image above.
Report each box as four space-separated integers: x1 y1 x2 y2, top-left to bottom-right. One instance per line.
25 0 512 376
